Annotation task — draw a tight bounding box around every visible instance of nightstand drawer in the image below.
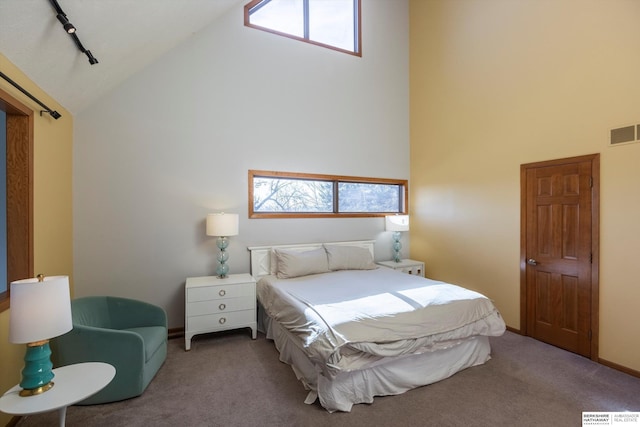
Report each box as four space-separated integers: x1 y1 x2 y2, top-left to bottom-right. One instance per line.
187 282 254 302
376 259 425 277
187 310 255 333
187 297 254 316
397 265 423 276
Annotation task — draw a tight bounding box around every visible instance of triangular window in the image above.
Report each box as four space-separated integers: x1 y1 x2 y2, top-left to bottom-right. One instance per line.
244 0 361 56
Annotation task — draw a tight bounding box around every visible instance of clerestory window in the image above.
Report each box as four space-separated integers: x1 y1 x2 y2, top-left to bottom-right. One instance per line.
249 170 407 218
244 0 361 56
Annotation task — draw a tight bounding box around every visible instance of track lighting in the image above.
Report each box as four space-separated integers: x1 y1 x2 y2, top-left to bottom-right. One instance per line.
56 13 76 34
49 0 98 65
86 50 98 65
63 22 76 33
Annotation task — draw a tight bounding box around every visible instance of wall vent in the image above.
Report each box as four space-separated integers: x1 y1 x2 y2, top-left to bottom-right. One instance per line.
609 124 640 146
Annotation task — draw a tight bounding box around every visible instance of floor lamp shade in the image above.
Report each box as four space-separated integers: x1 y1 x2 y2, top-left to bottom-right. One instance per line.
9 275 72 396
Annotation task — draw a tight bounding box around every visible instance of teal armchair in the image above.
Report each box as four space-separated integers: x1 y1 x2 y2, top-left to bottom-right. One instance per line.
51 296 168 405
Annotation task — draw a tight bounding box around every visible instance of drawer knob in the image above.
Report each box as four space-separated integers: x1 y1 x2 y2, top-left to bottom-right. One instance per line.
219 303 226 311
219 289 226 297
219 317 226 324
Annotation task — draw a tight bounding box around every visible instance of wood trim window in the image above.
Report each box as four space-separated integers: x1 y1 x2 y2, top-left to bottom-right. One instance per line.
244 0 362 57
0 88 34 313
249 169 408 218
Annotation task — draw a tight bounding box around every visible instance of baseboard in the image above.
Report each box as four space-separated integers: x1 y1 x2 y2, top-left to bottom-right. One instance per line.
504 325 640 380
599 357 640 379
168 326 185 340
505 325 521 334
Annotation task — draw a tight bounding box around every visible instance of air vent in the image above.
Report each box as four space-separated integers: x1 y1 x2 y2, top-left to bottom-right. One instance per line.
609 124 640 146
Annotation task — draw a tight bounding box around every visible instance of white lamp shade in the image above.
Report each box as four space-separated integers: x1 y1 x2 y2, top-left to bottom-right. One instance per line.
206 213 239 237
9 276 73 344
385 215 410 232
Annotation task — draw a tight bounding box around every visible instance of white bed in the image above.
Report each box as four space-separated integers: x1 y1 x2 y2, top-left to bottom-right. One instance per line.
248 240 506 412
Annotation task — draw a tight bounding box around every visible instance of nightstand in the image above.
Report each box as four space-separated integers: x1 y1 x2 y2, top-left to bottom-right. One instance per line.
376 259 425 277
185 273 257 350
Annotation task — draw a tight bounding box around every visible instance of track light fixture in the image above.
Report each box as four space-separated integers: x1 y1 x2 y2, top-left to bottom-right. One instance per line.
86 50 98 65
56 13 75 34
49 0 98 65
63 22 76 34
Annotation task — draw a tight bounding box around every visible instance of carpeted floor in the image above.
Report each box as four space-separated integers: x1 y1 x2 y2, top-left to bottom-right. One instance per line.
14 331 640 426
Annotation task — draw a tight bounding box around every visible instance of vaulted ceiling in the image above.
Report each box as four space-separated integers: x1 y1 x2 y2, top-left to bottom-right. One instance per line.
0 0 246 115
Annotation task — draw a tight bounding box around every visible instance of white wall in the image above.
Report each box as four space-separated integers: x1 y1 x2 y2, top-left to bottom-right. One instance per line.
74 0 410 328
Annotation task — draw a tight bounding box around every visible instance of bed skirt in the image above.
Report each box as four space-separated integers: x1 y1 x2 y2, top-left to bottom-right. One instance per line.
259 304 492 412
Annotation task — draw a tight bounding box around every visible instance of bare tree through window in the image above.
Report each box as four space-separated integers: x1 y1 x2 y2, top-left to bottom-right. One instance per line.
249 170 407 218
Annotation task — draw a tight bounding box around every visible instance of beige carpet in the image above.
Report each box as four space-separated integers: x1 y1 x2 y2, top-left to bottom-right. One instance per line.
14 331 640 426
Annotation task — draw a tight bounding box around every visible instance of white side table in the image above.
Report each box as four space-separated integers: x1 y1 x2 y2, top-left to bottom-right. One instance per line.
0 362 115 427
185 273 257 350
376 259 425 277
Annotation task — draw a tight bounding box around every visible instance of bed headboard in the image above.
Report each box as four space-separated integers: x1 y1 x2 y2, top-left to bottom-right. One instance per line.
247 240 375 279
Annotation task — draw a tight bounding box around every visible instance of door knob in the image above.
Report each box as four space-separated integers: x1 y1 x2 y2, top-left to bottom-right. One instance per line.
527 258 538 266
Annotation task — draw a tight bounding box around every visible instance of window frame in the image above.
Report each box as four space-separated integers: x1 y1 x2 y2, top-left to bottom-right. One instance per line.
244 0 362 57
249 169 408 218
0 87 34 313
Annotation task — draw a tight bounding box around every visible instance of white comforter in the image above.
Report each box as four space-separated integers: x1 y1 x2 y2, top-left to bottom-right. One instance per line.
257 267 506 377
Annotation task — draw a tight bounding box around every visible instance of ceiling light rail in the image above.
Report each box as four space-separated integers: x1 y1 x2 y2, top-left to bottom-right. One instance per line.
0 71 62 120
48 0 98 65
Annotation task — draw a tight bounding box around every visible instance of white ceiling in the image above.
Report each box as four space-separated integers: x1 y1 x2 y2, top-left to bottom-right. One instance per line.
0 0 246 115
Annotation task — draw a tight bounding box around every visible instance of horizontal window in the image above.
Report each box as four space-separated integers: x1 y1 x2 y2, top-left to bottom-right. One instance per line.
249 170 407 218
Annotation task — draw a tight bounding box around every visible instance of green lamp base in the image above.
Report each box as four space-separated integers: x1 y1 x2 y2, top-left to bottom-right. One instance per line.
19 340 55 396
392 231 402 262
216 236 230 278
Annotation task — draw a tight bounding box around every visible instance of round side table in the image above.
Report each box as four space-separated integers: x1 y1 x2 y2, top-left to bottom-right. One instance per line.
0 362 115 426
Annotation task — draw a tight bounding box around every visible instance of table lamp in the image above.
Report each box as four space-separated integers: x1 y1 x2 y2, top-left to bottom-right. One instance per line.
206 212 239 278
9 275 72 397
385 215 410 263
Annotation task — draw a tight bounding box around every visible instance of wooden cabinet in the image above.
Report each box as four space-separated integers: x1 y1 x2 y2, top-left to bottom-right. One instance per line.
184 273 256 350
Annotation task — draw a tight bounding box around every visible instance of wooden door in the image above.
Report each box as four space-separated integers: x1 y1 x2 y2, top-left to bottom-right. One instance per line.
520 154 599 360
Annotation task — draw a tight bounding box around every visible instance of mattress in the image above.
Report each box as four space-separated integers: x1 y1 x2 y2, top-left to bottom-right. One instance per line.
256 267 506 411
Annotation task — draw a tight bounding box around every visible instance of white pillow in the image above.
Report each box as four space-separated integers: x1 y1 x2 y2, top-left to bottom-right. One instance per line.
274 248 330 279
324 245 376 271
